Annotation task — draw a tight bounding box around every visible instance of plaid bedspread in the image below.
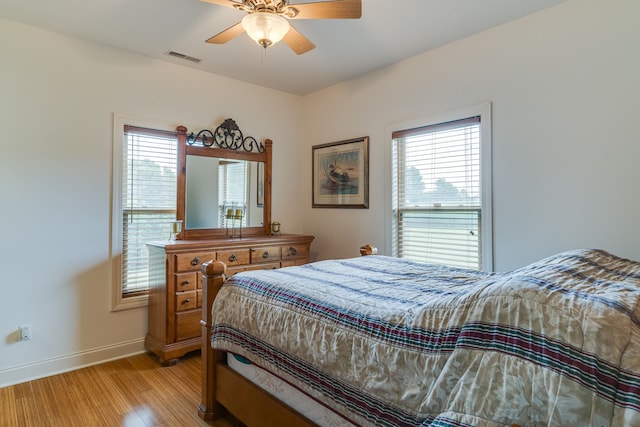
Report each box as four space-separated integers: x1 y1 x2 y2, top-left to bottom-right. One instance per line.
210 249 640 426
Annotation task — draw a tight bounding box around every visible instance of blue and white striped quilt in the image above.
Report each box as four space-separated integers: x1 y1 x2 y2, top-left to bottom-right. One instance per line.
210 249 640 426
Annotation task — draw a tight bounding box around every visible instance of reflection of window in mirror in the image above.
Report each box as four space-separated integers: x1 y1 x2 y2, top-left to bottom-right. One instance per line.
218 160 248 228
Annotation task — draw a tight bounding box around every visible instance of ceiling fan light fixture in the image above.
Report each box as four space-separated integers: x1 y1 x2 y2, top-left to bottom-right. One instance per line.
242 12 290 49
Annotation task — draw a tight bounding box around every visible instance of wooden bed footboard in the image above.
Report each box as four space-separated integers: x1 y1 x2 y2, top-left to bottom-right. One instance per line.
199 260 317 426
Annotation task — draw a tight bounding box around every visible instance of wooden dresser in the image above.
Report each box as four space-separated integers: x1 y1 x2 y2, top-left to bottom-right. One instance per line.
145 234 314 365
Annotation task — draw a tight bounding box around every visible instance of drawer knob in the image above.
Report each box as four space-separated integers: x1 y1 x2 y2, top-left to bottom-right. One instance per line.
191 257 200 266
288 246 297 256
228 254 237 262
262 251 269 259
183 298 190 304
183 280 190 285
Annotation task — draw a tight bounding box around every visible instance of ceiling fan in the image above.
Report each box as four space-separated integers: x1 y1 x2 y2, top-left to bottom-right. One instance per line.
200 0 362 55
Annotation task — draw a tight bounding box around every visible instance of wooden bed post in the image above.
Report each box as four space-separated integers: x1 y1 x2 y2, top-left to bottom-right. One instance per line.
198 260 228 421
359 244 377 256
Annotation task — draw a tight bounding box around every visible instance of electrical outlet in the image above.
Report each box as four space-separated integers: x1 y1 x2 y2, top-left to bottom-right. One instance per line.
19 326 31 341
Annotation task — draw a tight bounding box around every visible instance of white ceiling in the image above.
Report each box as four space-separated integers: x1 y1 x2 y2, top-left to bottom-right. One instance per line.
0 0 565 95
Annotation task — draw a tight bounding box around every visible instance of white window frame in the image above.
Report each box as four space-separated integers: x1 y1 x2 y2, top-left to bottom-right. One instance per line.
111 113 181 311
386 102 493 271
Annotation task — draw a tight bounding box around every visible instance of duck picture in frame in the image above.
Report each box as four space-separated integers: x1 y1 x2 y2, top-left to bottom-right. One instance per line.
312 136 368 208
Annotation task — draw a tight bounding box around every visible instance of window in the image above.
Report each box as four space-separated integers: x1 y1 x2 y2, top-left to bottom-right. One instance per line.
391 104 492 271
112 114 178 310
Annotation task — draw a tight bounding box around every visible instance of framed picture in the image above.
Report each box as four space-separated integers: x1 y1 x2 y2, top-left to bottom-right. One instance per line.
257 161 264 207
312 136 369 208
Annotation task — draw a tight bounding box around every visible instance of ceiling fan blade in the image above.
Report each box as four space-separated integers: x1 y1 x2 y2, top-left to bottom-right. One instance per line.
289 0 361 20
282 26 316 55
205 21 245 44
199 0 243 9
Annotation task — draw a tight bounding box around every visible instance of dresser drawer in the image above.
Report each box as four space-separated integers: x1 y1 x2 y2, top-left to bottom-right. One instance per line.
174 272 196 292
250 246 281 264
175 310 200 341
226 266 246 277
175 290 197 312
246 262 280 271
175 252 215 272
217 249 250 267
226 262 279 277
281 259 308 268
282 244 309 261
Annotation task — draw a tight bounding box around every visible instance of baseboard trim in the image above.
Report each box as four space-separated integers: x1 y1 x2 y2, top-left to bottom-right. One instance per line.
0 338 146 388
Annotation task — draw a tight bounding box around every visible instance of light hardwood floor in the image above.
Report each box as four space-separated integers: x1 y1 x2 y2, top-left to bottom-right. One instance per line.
0 351 242 427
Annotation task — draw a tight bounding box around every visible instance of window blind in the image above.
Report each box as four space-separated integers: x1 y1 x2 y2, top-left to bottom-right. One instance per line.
392 117 482 270
122 126 177 295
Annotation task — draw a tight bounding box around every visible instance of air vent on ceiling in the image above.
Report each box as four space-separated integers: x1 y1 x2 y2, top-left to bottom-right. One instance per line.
165 50 202 63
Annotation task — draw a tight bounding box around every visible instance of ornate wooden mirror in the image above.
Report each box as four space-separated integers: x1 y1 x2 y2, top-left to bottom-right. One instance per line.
175 119 272 239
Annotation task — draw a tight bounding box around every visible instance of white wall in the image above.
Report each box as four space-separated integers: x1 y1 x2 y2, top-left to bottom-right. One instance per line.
0 18 304 386
301 0 640 271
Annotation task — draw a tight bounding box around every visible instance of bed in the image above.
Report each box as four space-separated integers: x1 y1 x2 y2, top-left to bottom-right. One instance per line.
198 248 640 426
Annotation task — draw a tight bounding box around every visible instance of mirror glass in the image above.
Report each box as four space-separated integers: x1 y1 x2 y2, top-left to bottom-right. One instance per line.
185 155 264 230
